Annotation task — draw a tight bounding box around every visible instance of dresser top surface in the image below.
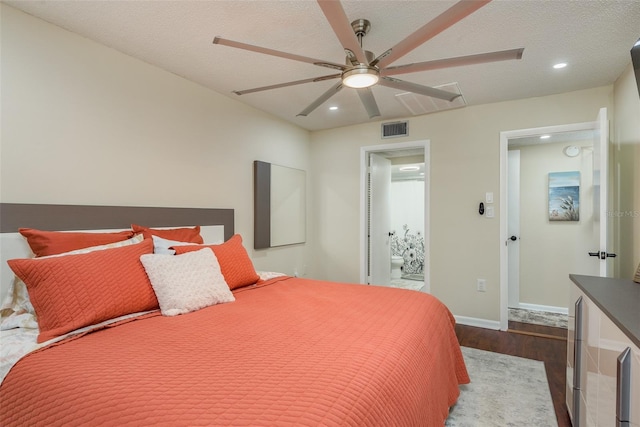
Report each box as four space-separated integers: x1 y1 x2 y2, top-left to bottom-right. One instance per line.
570 274 640 349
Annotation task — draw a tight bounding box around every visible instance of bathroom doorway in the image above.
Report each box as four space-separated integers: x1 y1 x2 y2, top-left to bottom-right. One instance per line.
498 108 614 330
360 140 430 293
506 129 596 329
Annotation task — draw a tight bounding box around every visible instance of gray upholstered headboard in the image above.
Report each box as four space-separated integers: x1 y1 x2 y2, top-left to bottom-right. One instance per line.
0 203 234 237
0 203 235 302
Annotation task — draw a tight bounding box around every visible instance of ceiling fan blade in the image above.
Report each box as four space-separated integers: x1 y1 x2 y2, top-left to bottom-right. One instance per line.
213 36 346 70
297 82 344 116
233 74 341 95
317 0 368 65
373 0 492 68
357 88 381 119
383 48 524 76
379 77 461 102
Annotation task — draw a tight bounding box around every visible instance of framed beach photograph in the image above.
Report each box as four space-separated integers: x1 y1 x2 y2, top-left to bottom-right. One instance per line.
549 171 580 221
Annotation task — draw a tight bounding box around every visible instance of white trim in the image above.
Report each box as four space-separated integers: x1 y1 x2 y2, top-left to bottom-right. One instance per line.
516 303 569 315
360 140 431 292
500 122 594 139
423 142 431 292
500 132 509 331
454 315 501 330
499 121 597 331
359 148 368 284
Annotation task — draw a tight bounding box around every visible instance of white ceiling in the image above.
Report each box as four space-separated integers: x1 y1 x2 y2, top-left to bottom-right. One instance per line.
6 0 640 131
392 163 425 181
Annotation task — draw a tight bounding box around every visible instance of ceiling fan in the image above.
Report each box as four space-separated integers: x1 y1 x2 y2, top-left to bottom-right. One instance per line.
213 0 524 118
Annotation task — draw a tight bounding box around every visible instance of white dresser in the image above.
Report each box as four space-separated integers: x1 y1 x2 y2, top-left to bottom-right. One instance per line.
567 275 640 427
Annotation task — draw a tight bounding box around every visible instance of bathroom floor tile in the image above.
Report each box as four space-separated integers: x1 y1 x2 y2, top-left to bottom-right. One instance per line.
388 278 425 292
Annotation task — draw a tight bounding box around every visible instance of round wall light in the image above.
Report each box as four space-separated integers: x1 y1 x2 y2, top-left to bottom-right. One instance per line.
563 145 581 157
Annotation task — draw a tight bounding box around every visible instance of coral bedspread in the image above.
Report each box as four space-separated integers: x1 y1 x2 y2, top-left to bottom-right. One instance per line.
0 277 469 426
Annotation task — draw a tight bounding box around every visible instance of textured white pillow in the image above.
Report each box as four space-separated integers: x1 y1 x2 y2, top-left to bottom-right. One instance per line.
140 248 234 316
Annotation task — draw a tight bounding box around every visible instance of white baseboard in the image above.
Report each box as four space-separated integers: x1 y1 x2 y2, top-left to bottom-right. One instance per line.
514 303 568 315
454 315 501 330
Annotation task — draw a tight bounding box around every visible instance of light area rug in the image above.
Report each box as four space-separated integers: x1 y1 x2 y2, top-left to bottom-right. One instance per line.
446 346 558 427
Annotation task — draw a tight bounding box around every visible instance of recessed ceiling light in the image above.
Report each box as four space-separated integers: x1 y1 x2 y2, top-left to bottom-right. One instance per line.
399 166 420 172
329 106 338 111
540 135 551 139
553 62 567 69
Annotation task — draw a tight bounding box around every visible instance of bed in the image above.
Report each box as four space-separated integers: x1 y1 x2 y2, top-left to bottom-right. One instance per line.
0 203 469 426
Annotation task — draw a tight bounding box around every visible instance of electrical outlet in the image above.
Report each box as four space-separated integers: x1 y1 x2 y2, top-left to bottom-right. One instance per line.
293 265 306 278
477 279 486 292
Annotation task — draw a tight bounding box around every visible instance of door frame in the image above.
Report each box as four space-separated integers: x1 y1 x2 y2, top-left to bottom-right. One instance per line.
360 139 431 292
499 121 595 330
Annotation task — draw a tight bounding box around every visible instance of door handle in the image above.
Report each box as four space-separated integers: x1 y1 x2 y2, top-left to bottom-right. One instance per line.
616 347 631 424
589 251 618 259
505 235 518 246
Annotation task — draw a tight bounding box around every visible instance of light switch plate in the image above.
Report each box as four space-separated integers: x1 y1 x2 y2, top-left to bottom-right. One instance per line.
486 206 495 218
486 192 494 203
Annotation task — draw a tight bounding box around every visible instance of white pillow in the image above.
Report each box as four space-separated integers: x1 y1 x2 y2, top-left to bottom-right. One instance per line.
151 235 196 255
140 248 234 316
257 271 288 281
0 234 145 331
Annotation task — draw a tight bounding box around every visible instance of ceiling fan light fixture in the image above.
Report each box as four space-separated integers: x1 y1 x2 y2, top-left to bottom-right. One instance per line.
342 66 379 88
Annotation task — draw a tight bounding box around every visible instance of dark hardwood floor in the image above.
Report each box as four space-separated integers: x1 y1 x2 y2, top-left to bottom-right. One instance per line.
455 322 572 427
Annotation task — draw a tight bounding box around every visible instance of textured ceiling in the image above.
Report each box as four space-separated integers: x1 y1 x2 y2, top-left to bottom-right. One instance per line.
5 0 640 131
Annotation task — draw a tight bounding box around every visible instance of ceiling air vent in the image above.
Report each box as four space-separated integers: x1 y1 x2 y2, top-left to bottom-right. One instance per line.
395 82 466 115
381 121 408 139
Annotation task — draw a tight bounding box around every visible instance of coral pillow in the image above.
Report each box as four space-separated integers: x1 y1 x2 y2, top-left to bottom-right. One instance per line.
7 239 157 343
131 224 203 244
173 234 259 290
19 228 134 257
140 248 234 316
1 234 145 330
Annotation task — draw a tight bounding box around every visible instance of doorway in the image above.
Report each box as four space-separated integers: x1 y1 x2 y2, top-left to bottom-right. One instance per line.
360 140 430 293
499 108 612 330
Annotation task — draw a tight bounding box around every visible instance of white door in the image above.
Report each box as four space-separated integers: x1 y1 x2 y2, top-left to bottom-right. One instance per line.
507 150 520 307
590 107 614 276
368 153 391 285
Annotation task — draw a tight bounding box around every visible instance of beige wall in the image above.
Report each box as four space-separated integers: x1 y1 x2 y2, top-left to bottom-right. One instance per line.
310 87 613 322
0 5 312 277
612 63 640 277
514 141 596 309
